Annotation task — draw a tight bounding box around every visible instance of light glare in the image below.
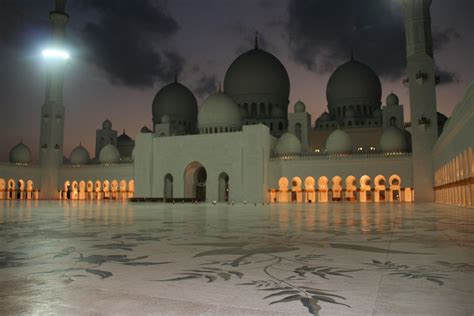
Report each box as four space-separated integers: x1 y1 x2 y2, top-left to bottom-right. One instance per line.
42 49 70 60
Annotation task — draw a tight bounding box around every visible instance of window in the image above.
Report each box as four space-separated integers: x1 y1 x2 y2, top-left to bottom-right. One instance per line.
295 123 302 141
389 116 397 127
251 103 257 116
260 103 265 115
278 122 284 130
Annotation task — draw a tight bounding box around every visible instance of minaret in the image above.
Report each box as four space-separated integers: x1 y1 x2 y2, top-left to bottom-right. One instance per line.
401 0 438 202
39 0 69 199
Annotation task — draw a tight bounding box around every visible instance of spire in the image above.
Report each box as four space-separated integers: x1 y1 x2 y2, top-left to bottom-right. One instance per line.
254 31 259 49
55 0 67 13
123 128 126 134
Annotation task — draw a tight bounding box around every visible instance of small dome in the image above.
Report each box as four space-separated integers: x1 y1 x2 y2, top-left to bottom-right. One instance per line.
99 144 120 164
102 119 112 130
140 126 151 133
69 144 90 165
9 141 32 164
198 91 242 132
274 132 302 155
386 93 399 106
117 131 134 159
161 114 170 123
325 129 352 154
117 132 133 145
319 111 330 121
294 100 306 113
152 81 198 129
379 127 408 152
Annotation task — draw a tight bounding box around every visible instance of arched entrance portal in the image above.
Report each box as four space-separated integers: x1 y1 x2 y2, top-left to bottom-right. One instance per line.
184 162 207 202
218 172 229 202
164 174 173 200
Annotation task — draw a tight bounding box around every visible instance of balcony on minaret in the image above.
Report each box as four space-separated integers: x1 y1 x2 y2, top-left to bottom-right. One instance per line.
415 70 427 84
402 77 409 87
417 116 431 130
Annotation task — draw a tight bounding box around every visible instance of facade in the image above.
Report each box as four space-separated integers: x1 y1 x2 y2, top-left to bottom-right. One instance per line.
0 0 472 208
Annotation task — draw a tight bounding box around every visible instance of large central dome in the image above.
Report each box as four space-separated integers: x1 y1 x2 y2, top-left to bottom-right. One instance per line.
326 58 382 119
223 37 290 137
224 48 290 99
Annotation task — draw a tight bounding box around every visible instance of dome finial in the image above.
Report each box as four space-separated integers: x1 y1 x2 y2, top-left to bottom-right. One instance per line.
55 0 66 13
254 31 259 49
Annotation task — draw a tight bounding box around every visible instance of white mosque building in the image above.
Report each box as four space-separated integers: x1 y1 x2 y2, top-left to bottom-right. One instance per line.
0 0 472 208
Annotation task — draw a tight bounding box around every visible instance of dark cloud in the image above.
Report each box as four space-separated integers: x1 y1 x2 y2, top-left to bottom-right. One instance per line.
432 27 460 50
0 1 49 52
287 0 460 81
193 74 217 98
80 0 183 88
436 67 458 85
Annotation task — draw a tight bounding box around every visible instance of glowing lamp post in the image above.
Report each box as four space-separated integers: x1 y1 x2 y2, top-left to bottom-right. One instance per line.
42 48 70 60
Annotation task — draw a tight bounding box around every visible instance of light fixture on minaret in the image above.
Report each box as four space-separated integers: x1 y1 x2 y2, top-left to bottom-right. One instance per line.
38 0 70 199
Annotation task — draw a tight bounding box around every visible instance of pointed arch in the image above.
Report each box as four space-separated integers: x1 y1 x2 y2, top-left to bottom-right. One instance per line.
218 172 229 202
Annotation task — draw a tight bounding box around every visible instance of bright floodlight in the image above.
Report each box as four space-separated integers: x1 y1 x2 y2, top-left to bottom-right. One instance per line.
42 49 70 60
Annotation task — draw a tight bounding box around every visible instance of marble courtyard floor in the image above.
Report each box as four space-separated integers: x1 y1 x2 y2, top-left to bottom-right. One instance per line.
0 201 473 315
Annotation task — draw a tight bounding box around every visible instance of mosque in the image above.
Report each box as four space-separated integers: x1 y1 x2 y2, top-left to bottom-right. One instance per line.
0 0 472 208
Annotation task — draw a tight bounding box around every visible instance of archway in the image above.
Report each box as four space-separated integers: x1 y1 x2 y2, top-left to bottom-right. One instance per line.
218 172 229 202
0 178 6 200
119 180 127 199
164 173 173 200
64 181 71 199
304 176 315 203
87 181 94 199
79 181 86 200
360 175 372 202
290 177 302 202
277 177 289 202
389 174 401 201
374 175 387 202
111 180 119 199
18 179 25 199
318 176 329 202
331 176 342 201
128 180 135 198
71 181 79 200
7 179 15 199
345 176 357 201
95 180 102 200
103 180 110 199
184 162 207 202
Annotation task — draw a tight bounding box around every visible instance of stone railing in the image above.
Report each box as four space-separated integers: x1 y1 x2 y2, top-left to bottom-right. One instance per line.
270 152 412 161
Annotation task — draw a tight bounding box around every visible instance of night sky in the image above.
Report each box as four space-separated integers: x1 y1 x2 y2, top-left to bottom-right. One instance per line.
0 0 472 161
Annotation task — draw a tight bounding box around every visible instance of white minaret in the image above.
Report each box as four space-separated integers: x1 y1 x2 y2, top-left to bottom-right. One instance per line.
39 0 69 199
401 0 438 202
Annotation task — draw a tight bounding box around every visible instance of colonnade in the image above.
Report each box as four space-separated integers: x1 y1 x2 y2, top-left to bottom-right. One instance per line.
61 179 134 200
435 147 473 208
0 178 38 200
269 174 413 203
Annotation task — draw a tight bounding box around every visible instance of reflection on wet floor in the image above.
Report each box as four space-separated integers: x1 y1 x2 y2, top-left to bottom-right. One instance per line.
0 200 473 315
